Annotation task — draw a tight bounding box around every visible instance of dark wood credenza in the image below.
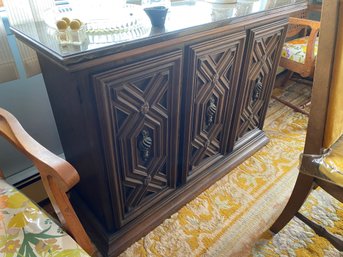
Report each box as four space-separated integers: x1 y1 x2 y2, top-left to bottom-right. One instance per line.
11 1 307 256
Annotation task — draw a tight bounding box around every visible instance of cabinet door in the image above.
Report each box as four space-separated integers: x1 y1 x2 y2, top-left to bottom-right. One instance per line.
92 51 182 227
182 32 246 182
232 20 287 148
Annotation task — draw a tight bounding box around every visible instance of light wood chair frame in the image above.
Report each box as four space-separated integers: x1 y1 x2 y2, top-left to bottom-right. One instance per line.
270 0 343 251
280 17 320 78
0 108 95 256
272 16 320 116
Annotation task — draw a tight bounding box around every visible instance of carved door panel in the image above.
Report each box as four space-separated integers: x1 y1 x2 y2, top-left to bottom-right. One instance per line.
182 32 246 182
231 20 287 148
92 51 182 227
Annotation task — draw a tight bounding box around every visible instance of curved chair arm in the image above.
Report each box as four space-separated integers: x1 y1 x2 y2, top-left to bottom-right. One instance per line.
0 108 79 191
0 108 95 255
289 18 320 67
286 17 320 77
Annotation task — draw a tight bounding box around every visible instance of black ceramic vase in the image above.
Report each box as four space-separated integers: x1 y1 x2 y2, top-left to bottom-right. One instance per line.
144 6 168 27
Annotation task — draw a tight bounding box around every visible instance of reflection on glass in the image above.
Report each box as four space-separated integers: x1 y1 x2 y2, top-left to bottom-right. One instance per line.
141 0 171 9
9 0 306 60
211 4 237 20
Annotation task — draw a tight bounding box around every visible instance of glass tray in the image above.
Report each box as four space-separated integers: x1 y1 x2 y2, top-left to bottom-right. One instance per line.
44 4 151 44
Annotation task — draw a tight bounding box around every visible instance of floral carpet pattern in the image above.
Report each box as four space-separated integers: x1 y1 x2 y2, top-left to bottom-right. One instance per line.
251 188 343 257
118 83 343 256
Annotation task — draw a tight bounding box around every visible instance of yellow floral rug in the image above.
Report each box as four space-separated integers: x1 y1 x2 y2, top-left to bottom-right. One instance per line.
120 82 343 257
250 188 343 257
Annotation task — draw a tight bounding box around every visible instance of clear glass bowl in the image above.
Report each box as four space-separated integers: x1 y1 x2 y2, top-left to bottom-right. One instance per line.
44 3 150 45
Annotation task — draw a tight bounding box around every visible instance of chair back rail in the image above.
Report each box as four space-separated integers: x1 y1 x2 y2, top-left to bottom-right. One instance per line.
301 0 341 157
322 6 343 149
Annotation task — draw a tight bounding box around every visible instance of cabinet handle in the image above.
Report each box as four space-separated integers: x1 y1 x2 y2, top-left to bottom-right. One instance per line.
252 78 263 102
206 96 217 129
138 129 152 162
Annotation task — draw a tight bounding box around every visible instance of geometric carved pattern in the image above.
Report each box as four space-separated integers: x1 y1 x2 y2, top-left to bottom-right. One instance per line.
234 22 287 142
182 33 246 181
93 51 181 226
112 74 168 212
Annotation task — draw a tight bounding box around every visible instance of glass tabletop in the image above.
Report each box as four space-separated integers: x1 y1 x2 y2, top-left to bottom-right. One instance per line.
11 0 307 64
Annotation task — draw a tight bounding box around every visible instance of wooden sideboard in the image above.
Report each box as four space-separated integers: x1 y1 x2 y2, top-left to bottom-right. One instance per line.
11 1 307 255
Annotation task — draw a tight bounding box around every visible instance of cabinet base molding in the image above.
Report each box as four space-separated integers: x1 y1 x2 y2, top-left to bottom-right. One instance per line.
73 131 268 257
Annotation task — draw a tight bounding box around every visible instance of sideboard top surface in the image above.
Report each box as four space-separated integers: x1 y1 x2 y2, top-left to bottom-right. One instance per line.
11 0 307 66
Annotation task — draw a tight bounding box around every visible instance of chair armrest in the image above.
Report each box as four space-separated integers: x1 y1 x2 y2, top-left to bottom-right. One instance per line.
289 17 320 66
0 108 95 255
0 108 79 192
288 17 320 29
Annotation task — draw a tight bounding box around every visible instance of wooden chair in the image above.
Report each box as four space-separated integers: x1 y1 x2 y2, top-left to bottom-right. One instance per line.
272 16 320 116
270 0 343 251
0 108 95 256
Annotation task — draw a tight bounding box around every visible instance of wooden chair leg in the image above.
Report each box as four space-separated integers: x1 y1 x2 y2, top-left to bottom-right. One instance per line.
295 212 343 251
300 99 311 109
316 180 343 202
271 95 310 116
280 70 294 87
290 77 313 86
272 70 311 115
270 173 315 233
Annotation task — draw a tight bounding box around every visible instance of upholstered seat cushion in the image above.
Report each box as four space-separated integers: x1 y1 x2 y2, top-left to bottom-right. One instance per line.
281 36 319 64
319 135 343 187
0 179 90 256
